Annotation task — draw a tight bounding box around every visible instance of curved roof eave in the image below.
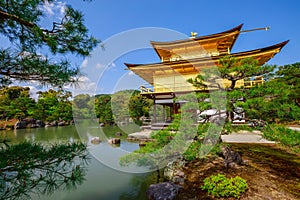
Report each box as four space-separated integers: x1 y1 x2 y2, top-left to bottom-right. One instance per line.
150 24 243 46
126 40 289 69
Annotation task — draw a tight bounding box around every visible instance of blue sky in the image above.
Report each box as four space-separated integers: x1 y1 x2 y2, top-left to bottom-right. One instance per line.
68 0 299 94
70 0 299 64
2 0 300 94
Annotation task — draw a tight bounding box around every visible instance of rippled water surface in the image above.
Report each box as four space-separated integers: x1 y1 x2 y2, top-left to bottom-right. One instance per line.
0 124 156 200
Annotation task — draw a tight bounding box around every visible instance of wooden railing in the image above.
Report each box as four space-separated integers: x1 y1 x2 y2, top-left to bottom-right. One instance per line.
140 78 265 94
244 77 264 88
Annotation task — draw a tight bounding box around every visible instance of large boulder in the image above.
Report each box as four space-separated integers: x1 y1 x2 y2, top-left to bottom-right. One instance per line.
14 119 46 129
58 121 65 126
23 118 35 124
36 120 45 127
221 145 242 168
14 120 27 129
146 182 182 200
164 159 186 185
45 121 58 127
51 120 58 126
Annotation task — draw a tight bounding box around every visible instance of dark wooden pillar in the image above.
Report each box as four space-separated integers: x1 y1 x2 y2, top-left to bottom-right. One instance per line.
153 98 157 123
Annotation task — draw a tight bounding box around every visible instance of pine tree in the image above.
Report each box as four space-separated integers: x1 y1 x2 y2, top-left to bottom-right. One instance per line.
0 0 99 86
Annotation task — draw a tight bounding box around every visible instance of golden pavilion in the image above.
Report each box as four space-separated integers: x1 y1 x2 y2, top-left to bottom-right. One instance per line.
125 24 288 124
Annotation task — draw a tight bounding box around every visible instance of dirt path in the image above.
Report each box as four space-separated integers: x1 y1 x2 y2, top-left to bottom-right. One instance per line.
177 143 300 200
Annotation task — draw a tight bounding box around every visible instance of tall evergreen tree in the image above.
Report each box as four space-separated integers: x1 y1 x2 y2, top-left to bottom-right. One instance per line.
188 56 275 123
0 0 99 86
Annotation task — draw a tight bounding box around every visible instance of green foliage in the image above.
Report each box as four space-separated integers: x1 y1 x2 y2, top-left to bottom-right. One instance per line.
223 122 256 134
201 174 248 199
0 87 73 122
109 90 151 124
189 56 300 125
182 122 222 161
263 124 300 153
10 96 36 119
189 56 274 91
182 141 202 161
0 0 99 86
0 86 34 119
73 93 94 119
188 56 267 122
94 94 114 125
0 50 81 86
111 90 135 123
150 129 174 147
276 62 300 90
129 91 152 122
219 56 275 89
110 90 131 122
234 62 300 123
74 90 151 126
120 117 186 169
36 89 73 122
239 80 300 123
0 141 89 200
0 88 151 125
167 114 181 131
120 93 223 168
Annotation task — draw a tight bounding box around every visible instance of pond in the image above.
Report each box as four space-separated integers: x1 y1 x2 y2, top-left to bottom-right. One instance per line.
0 124 156 200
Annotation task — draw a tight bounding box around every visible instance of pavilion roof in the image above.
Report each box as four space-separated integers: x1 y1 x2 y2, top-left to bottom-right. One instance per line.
125 40 289 84
150 24 243 60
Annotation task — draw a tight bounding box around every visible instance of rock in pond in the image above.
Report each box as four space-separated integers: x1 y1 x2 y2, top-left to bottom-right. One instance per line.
58 121 66 126
91 137 101 144
139 141 147 147
146 182 182 200
108 138 121 144
127 130 152 141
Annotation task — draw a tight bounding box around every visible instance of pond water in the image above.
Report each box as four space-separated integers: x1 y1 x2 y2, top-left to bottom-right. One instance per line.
0 124 156 200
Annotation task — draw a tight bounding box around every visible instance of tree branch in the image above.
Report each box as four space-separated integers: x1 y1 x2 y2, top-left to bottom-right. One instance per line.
0 9 35 28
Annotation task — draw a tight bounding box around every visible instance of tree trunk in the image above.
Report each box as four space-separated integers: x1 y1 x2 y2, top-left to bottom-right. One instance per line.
229 80 237 90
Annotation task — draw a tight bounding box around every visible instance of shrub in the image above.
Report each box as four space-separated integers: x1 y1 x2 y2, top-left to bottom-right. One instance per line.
263 124 300 153
201 174 248 199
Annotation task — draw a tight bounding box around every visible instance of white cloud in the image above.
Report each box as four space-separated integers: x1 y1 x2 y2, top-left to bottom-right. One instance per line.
13 85 42 100
110 62 116 67
41 0 66 17
27 86 40 100
57 1 65 15
94 62 116 70
81 59 88 68
96 63 105 69
128 71 135 76
43 1 54 15
72 76 97 96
